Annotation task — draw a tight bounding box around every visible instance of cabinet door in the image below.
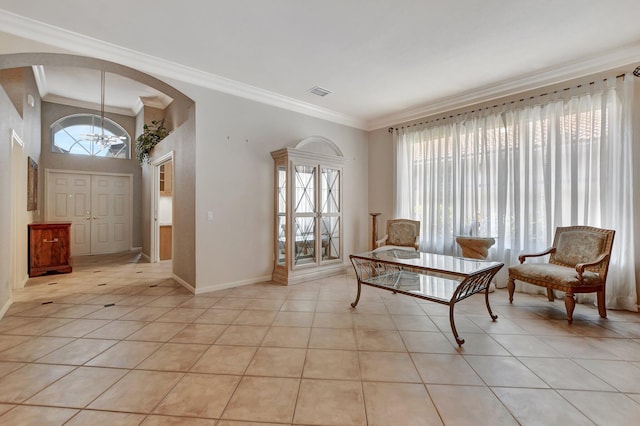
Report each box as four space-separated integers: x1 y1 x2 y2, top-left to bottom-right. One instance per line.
293 164 317 267
320 166 341 262
30 228 61 268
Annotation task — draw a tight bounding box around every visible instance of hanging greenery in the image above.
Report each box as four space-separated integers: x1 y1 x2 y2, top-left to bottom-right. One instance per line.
135 119 169 165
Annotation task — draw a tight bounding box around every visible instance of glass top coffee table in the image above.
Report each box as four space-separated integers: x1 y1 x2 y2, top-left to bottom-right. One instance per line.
349 249 503 345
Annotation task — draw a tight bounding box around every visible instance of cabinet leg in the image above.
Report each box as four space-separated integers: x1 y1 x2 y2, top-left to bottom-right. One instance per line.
449 303 465 346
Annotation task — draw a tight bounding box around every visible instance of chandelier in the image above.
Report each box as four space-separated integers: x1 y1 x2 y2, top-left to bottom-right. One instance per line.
83 70 126 148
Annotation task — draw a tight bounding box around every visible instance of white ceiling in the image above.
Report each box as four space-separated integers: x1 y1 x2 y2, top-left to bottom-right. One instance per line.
33 66 174 116
1 0 640 129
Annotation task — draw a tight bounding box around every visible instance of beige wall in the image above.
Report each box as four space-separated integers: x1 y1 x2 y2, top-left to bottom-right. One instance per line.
162 81 370 292
0 66 42 315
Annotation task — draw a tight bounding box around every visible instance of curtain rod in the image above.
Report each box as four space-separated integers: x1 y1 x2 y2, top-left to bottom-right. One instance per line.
388 71 631 133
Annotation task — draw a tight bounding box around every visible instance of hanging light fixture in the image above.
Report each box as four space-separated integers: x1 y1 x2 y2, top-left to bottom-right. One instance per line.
83 70 125 148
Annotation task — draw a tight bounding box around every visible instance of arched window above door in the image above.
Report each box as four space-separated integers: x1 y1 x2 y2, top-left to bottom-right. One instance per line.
51 113 131 159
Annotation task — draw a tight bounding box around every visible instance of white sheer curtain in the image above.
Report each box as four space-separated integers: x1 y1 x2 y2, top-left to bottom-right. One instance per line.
394 73 637 311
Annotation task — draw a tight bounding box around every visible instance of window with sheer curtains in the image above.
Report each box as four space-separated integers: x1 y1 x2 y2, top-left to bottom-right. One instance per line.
394 73 636 311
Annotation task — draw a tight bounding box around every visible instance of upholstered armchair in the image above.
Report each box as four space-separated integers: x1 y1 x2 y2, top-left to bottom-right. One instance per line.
507 226 615 323
376 219 420 250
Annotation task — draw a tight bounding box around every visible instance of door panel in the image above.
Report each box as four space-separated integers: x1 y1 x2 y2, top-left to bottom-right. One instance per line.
47 173 92 255
90 175 130 254
46 172 130 256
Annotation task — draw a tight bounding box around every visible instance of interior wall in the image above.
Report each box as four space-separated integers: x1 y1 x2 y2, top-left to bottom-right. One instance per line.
164 81 370 292
40 101 142 248
144 104 196 286
367 127 394 248
0 67 42 315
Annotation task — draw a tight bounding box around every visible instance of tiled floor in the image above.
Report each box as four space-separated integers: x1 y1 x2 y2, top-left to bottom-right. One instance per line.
1 252 639 425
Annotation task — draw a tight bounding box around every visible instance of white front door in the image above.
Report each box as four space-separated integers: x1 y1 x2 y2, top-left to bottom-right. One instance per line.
46 171 131 256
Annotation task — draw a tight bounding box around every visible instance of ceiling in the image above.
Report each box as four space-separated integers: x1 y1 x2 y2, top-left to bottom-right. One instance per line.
1 0 640 129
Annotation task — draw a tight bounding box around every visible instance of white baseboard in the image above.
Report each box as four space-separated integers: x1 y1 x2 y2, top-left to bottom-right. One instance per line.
194 275 273 295
0 297 13 319
172 273 195 294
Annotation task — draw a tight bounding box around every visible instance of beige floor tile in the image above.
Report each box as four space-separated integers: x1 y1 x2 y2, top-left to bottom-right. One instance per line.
430 315 484 334
446 333 511 355
0 363 74 403
363 382 442 426
308 327 357 350
0 404 14 416
0 362 25 379
246 347 306 377
519 357 615 391
194 309 242 324
244 298 284 311
43 318 110 337
294 378 366 426
154 373 240 418
493 387 594 425
178 296 221 309
137 342 208 371
216 421 288 426
353 313 397 330
169 323 227 344
312 312 353 328
355 329 406 351
65 409 146 425
36 338 118 365
222 376 299 423
542 335 620 359
465 355 548 388
286 290 318 301
558 389 640 425
261 326 310 348
232 310 278 326
49 304 103 318
88 370 183 413
359 351 421 382
26 366 127 407
491 334 564 357
126 322 187 342
574 359 640 393
427 384 518 425
84 320 147 339
213 297 252 310
411 353 484 385
584 337 640 362
190 345 257 374
85 340 162 368
1 318 73 336
142 415 216 425
119 306 173 321
272 311 314 327
0 336 74 362
0 335 31 352
82 305 137 320
215 325 268 346
391 314 439 331
315 300 354 313
156 307 206 323
117 295 162 306
279 299 316 312
303 349 360 380
0 405 78 425
400 331 457 354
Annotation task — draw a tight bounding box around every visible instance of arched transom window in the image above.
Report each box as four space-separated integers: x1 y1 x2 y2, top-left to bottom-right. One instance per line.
51 114 130 159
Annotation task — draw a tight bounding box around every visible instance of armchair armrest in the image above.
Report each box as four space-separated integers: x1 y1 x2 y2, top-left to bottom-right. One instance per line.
375 235 388 248
518 247 556 264
575 253 609 283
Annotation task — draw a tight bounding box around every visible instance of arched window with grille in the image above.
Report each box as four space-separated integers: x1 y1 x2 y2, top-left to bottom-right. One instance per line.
51 114 130 159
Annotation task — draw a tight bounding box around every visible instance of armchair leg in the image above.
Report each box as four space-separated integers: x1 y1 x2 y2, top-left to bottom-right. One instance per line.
546 288 555 302
564 292 575 324
597 289 607 319
507 278 515 303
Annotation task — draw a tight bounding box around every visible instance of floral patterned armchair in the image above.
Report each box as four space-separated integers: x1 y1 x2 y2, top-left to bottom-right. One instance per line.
376 219 420 250
507 226 615 323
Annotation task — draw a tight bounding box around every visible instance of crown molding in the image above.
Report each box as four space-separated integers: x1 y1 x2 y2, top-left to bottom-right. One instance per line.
42 93 136 116
368 43 640 130
0 9 368 130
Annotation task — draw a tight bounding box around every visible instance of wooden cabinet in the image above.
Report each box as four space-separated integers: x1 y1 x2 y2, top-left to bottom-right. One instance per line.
160 162 172 196
28 223 72 277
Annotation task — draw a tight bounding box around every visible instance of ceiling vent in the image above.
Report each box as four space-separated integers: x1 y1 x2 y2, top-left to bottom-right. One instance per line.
309 86 332 97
